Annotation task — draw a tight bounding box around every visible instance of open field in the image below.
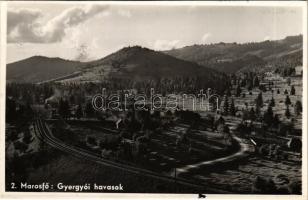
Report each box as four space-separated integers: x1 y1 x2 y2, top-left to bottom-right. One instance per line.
232 75 302 129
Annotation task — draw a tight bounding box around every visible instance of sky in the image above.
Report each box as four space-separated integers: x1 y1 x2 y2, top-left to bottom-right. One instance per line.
6 3 304 63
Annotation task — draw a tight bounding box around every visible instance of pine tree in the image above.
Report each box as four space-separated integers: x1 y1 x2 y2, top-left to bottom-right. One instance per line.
247 81 253 91
290 85 296 95
253 76 260 87
255 92 263 108
264 105 274 126
85 102 94 118
58 98 65 117
273 114 280 128
62 99 70 119
269 97 275 107
229 98 236 116
242 110 249 121
236 85 241 97
285 95 291 106
223 96 229 115
255 103 261 117
69 95 75 104
285 106 291 119
76 104 83 119
294 100 302 116
249 107 256 121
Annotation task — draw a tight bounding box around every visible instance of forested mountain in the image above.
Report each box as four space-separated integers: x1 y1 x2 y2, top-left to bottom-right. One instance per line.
164 35 303 74
7 56 84 83
57 46 229 93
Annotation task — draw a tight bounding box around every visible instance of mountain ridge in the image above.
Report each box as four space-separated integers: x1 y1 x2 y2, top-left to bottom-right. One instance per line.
58 45 225 84
7 35 302 84
163 35 303 73
7 56 85 83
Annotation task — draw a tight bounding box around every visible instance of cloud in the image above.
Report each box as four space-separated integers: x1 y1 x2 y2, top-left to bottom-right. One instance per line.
153 40 180 51
7 9 42 35
7 5 109 43
201 33 211 43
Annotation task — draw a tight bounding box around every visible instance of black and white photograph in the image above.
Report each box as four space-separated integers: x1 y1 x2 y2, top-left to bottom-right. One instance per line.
1 1 307 198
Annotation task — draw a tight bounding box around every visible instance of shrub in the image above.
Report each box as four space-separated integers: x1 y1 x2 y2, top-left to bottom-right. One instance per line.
288 180 301 194
252 176 277 194
258 144 269 156
267 179 277 193
276 186 290 194
252 176 267 193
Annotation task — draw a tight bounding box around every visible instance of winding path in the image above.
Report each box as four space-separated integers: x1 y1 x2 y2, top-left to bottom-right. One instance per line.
175 134 255 176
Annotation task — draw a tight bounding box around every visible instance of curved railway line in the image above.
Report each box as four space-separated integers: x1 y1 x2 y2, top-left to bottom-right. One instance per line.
34 117 234 193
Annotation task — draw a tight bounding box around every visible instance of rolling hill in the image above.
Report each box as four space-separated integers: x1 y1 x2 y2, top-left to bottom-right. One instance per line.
49 46 230 93
164 35 303 74
6 56 84 83
60 46 226 83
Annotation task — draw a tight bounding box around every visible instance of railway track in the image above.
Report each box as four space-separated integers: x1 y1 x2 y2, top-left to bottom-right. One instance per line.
34 117 232 193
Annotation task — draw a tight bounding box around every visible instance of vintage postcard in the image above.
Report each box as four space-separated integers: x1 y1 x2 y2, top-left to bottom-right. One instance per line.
0 1 307 199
